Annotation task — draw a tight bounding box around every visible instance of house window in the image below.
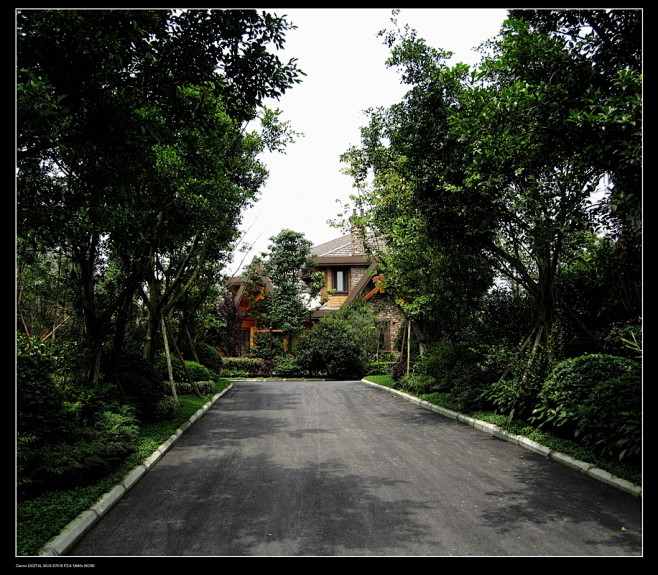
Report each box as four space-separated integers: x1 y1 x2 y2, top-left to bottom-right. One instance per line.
333 269 349 293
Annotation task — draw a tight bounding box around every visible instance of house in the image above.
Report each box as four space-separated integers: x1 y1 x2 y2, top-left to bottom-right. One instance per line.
224 229 406 356
308 232 405 354
225 262 274 357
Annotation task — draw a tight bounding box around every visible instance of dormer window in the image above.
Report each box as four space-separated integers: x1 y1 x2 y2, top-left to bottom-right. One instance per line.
333 268 349 293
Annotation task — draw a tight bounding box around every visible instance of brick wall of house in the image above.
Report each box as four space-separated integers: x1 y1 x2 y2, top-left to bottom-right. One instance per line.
349 266 368 291
365 294 406 352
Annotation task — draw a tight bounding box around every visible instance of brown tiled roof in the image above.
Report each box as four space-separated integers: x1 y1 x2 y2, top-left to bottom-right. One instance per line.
311 234 354 257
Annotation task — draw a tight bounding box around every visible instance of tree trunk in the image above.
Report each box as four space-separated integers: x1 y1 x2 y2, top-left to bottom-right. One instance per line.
161 316 178 404
165 319 203 398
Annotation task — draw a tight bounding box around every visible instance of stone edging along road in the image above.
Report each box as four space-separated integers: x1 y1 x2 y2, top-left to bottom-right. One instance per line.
38 379 641 556
360 378 642 499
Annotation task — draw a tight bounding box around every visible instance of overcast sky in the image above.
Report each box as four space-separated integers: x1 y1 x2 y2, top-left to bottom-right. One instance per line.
230 8 509 274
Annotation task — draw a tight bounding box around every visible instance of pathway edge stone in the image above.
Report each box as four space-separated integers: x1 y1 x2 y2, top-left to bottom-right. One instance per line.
37 384 233 557
360 378 642 498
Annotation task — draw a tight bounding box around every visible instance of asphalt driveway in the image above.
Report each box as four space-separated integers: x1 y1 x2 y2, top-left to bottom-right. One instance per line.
68 380 642 557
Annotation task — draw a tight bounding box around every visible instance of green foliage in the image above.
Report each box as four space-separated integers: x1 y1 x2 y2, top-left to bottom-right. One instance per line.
151 396 178 421
395 341 497 411
153 354 215 383
114 352 168 421
367 361 395 376
249 329 285 359
192 342 224 373
221 356 264 377
17 381 230 556
164 380 216 397
418 392 463 413
19 404 139 500
364 374 395 388
531 354 641 462
17 340 68 439
186 360 215 382
274 355 301 377
296 309 371 380
17 8 304 386
480 343 552 420
248 229 325 346
399 373 436 394
392 353 410 382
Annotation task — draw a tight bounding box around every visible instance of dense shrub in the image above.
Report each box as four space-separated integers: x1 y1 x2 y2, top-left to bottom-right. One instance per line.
23 404 138 496
392 354 411 382
256 358 275 377
221 356 263 377
248 330 284 359
399 372 436 394
398 341 500 411
114 352 167 421
296 314 369 379
192 342 223 374
153 354 215 383
480 343 552 420
185 360 215 382
274 355 301 377
17 347 68 439
17 352 140 500
165 380 216 396
151 395 178 421
367 361 395 376
531 354 641 462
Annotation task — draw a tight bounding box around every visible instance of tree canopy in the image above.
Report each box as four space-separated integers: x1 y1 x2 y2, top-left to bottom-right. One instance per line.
244 229 324 348
17 8 304 383
342 9 641 364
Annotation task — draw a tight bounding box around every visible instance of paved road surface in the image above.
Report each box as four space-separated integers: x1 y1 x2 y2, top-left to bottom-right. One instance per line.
68 380 642 557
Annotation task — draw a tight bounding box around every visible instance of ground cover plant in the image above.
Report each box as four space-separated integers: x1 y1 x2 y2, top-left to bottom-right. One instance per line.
16 381 231 556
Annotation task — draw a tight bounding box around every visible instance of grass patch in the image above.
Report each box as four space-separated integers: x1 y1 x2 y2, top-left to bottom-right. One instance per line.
16 380 231 557
363 374 395 387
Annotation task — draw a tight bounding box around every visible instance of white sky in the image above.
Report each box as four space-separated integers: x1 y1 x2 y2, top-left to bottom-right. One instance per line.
230 8 509 274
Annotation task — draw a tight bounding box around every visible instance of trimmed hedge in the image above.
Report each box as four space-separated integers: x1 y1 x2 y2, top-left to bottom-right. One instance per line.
367 361 395 376
221 357 263 377
163 380 216 396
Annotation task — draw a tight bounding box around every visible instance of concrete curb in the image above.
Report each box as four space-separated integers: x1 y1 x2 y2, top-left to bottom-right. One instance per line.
36 379 640 556
38 385 233 557
361 378 642 498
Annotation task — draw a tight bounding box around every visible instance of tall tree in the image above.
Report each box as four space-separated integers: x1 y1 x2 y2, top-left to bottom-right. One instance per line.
17 9 303 383
341 17 494 346
250 229 325 351
342 9 641 369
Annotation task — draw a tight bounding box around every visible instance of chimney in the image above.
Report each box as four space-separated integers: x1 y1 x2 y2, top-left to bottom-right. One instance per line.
350 208 366 256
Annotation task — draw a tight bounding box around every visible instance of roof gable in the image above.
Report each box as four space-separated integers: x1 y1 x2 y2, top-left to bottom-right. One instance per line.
311 234 355 257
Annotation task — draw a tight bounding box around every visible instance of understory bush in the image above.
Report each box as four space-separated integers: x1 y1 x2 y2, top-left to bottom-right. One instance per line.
367 361 395 376
274 355 301 377
221 356 263 377
480 343 552 420
399 372 436 394
531 353 641 463
17 339 141 499
114 351 168 422
153 354 216 383
192 342 224 374
398 341 501 411
164 380 216 396
296 314 369 379
17 346 68 440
